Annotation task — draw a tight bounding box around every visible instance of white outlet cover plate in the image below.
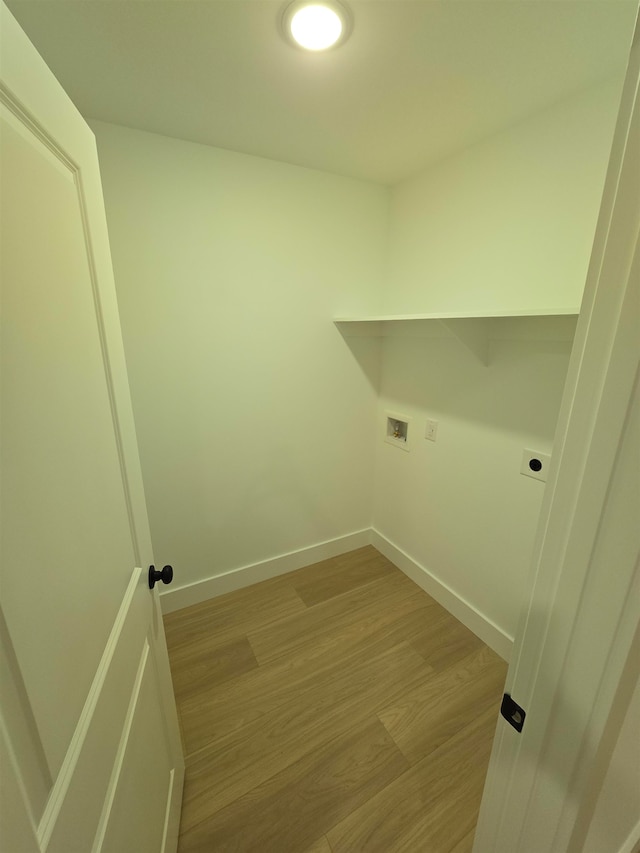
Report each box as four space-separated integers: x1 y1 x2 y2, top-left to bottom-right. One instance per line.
521 448 551 482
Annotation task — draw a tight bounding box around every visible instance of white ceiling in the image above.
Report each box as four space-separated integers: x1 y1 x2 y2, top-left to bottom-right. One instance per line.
7 0 638 185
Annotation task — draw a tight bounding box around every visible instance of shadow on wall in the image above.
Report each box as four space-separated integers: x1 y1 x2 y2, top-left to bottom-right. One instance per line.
333 329 382 395
377 336 573 437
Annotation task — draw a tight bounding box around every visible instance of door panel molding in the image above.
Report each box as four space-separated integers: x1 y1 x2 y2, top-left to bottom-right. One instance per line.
41 569 142 850
0 79 144 569
92 638 150 852
0 82 76 173
1 0 156 573
0 604 52 817
0 719 40 853
98 641 176 853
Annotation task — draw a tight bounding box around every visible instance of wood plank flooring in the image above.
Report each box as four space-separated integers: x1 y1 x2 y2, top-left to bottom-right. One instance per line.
163 546 507 853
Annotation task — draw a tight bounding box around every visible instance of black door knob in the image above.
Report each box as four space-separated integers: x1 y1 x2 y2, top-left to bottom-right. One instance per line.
148 564 173 589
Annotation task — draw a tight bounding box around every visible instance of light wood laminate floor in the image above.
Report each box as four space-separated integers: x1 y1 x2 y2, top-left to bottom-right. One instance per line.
164 546 507 853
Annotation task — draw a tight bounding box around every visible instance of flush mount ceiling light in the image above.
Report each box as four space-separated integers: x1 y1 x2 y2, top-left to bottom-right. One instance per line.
281 1 352 51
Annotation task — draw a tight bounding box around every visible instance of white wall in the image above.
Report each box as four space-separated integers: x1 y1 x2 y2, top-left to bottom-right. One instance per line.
372 80 622 646
92 121 388 590
373 336 572 645
385 79 622 315
93 75 621 640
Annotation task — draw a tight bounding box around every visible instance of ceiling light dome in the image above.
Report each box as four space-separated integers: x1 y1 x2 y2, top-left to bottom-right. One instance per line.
282 1 352 51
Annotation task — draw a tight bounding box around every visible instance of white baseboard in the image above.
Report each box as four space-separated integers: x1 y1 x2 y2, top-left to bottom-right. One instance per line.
159 529 371 614
160 526 513 661
370 529 513 661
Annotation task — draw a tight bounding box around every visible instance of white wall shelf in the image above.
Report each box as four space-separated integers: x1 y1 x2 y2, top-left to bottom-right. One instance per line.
334 309 580 365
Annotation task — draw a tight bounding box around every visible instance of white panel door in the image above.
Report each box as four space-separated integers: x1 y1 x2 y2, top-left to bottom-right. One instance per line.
0 4 184 852
473 18 639 853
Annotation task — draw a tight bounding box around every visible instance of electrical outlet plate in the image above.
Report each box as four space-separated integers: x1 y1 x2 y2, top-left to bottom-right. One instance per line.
521 448 551 482
425 419 438 442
